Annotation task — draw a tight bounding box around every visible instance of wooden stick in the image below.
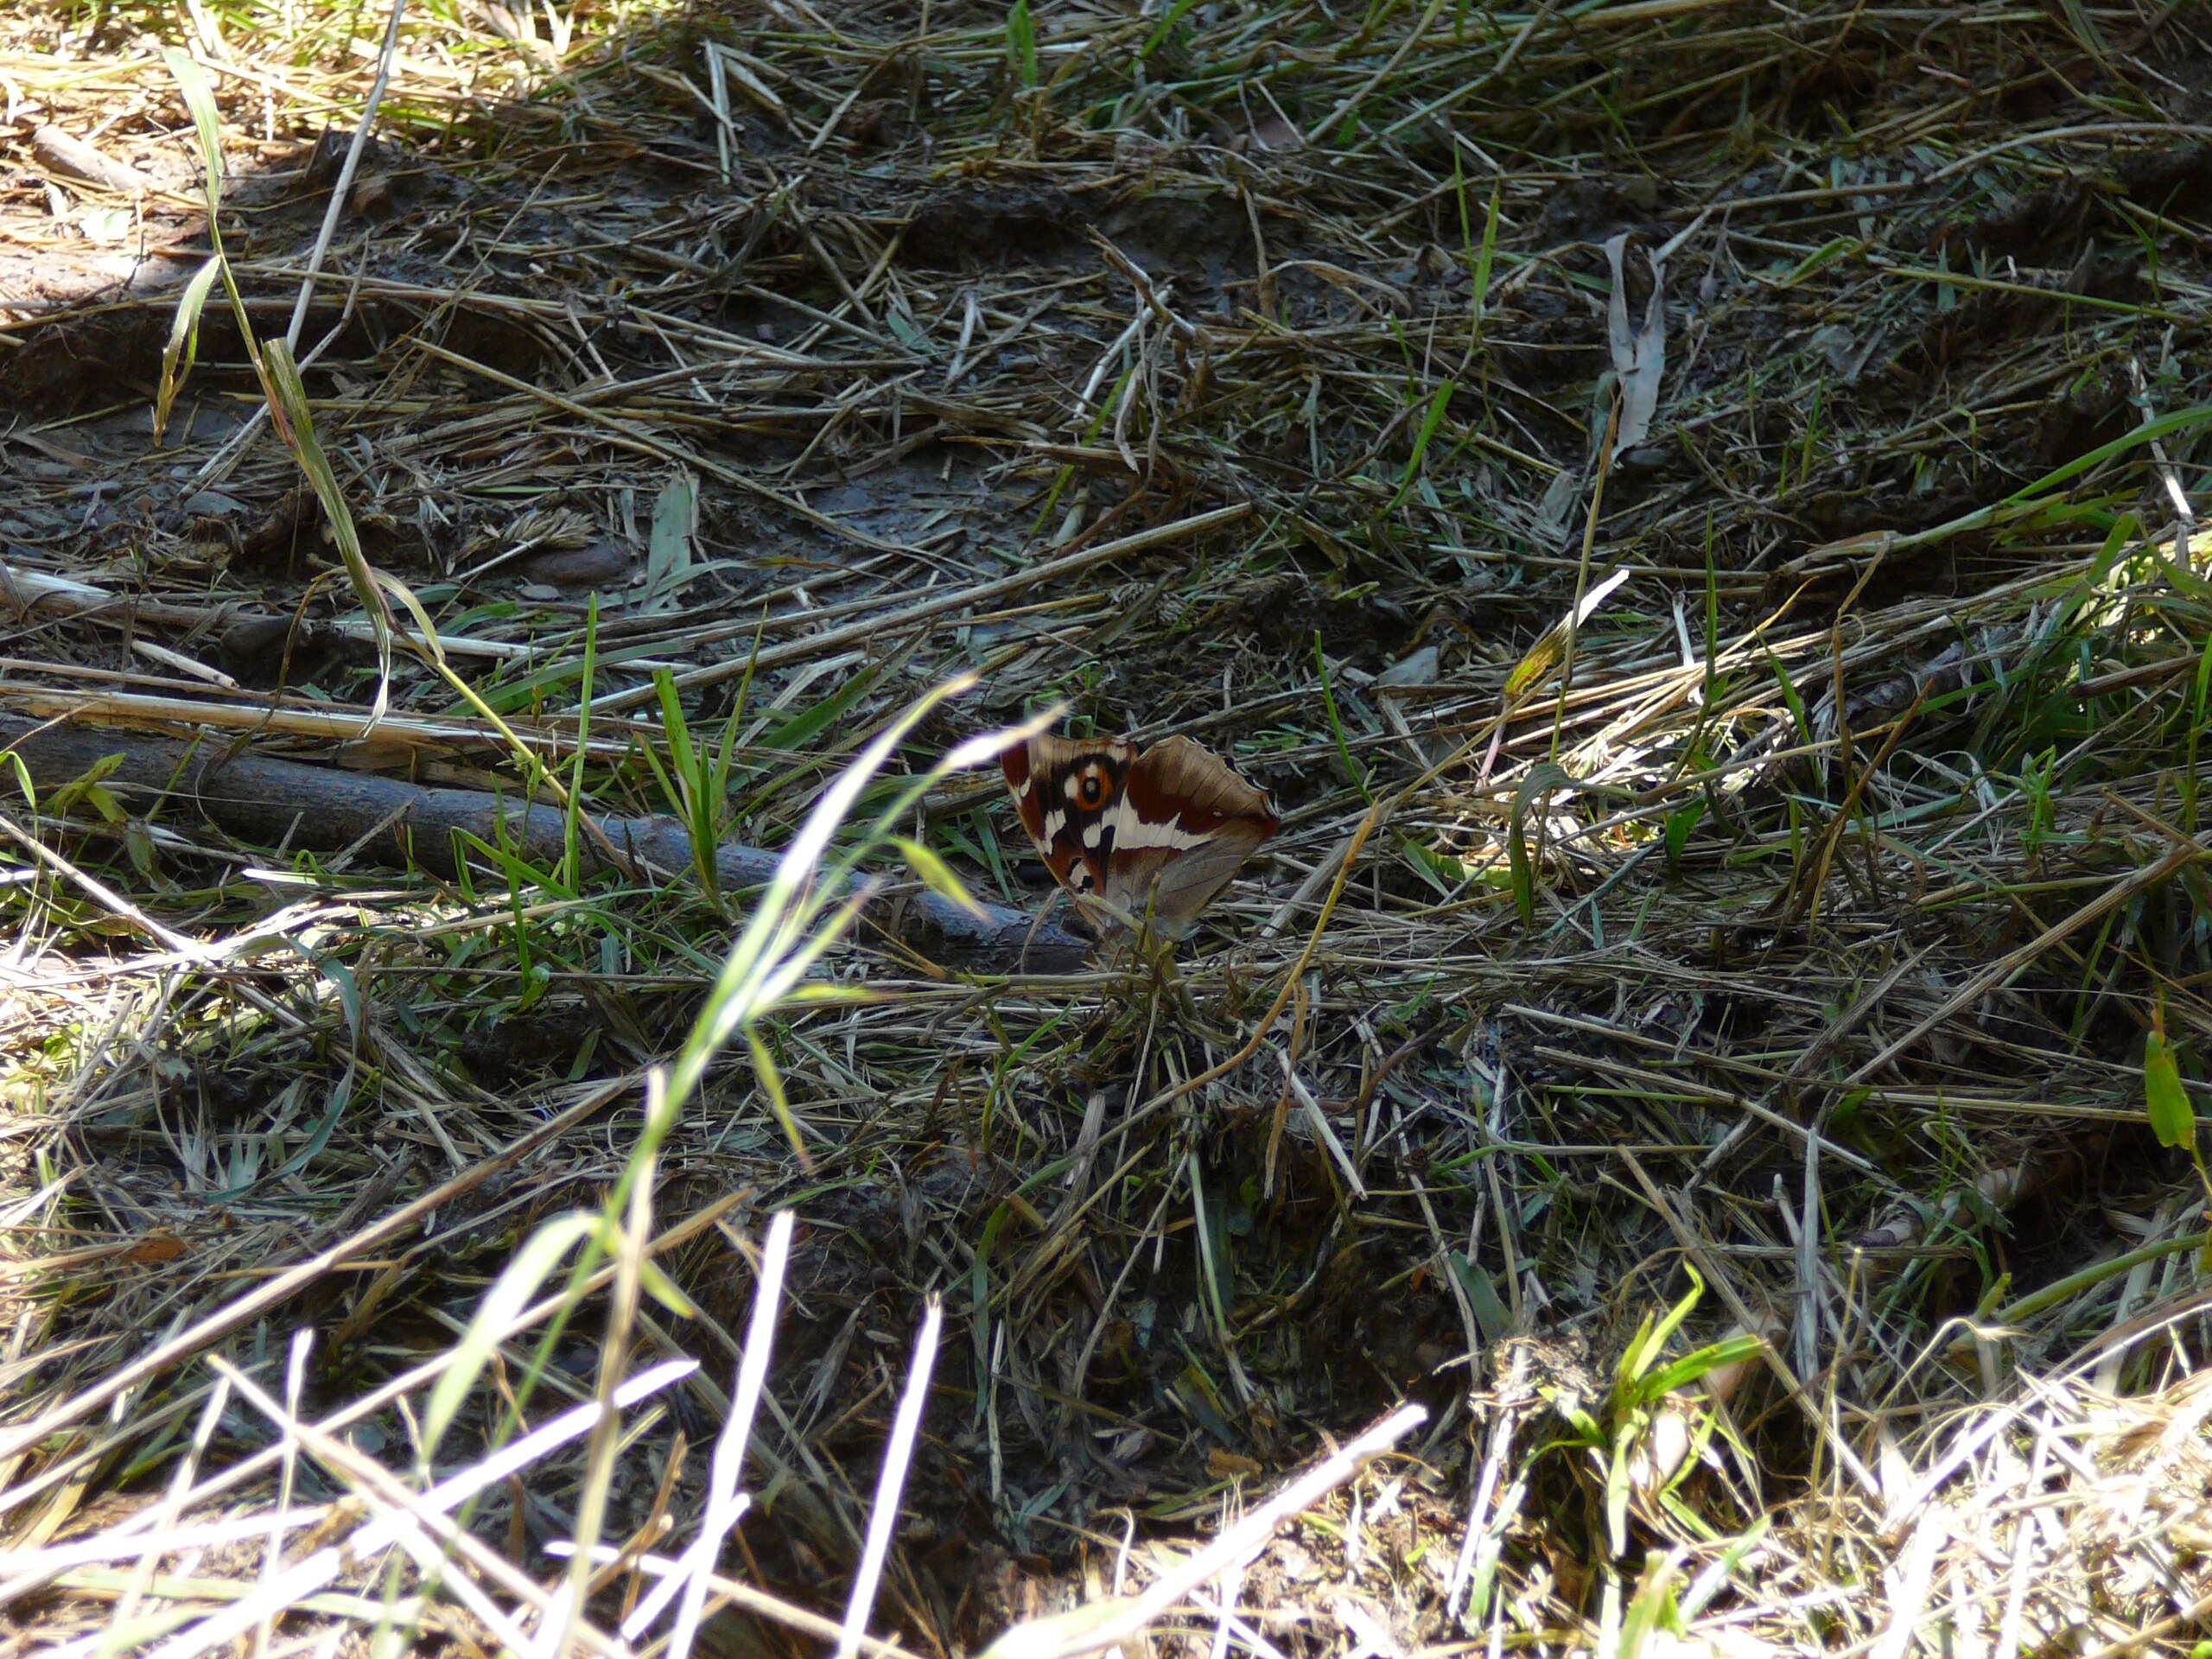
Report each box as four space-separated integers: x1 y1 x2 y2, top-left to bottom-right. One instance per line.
0 716 1090 972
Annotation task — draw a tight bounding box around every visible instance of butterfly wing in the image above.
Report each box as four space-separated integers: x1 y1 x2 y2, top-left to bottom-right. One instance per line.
1109 736 1278 938
1001 734 1139 913
1003 732 1276 941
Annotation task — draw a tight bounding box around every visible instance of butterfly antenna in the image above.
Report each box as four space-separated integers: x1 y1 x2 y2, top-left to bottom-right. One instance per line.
1014 882 1072 973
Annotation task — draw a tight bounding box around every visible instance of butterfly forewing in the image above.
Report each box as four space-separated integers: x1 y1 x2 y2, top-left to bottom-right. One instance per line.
1001 734 1139 900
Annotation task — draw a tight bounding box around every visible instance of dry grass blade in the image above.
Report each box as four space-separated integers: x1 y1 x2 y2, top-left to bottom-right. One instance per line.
977 1407 1428 1659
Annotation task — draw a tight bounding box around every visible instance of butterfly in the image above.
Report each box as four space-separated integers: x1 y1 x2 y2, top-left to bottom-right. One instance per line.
1000 731 1279 941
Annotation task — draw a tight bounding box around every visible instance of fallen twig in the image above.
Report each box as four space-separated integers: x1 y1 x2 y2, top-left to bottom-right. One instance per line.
0 715 1090 971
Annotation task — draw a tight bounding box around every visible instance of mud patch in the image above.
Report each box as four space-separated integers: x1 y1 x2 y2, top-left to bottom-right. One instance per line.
903 181 1085 266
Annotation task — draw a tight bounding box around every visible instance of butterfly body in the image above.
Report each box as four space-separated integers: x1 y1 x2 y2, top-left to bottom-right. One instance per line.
1001 733 1278 941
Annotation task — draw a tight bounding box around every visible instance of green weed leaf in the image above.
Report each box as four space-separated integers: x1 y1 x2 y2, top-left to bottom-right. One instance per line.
891 836 988 919
2145 1028 2194 1148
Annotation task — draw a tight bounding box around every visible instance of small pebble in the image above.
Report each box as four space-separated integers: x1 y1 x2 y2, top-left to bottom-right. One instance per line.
513 540 632 588
1376 645 1441 687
